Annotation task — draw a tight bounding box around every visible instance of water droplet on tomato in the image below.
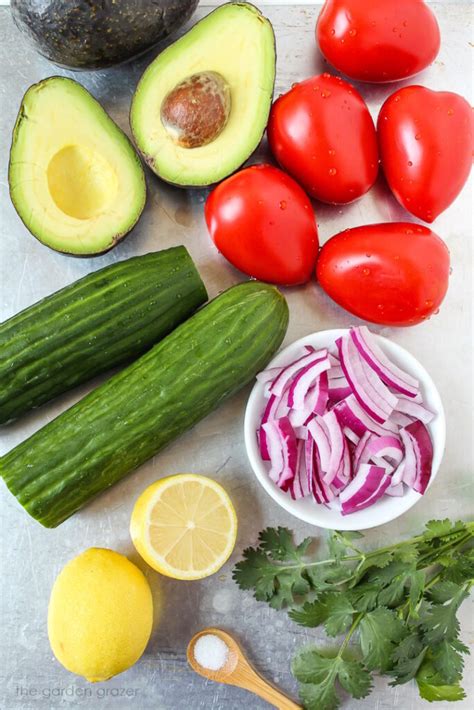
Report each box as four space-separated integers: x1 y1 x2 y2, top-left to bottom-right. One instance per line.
449 267 453 275
415 133 421 140
408 161 413 166
331 29 335 35
279 200 287 210
394 96 401 102
365 253 372 258
425 299 433 308
322 72 331 78
434 309 440 315
377 304 384 310
328 149 336 156
405 228 414 234
321 90 331 98
362 268 370 276
403 20 408 27
392 26 398 32
447 108 454 116
328 167 337 176
349 28 357 37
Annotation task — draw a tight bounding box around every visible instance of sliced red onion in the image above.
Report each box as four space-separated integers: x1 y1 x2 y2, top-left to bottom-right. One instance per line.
288 371 329 427
321 410 345 484
340 464 390 515
390 411 415 428
262 417 297 489
312 446 336 504
289 440 305 500
367 435 403 464
307 416 331 473
334 395 398 438
399 429 417 488
257 327 435 515
350 326 419 398
287 355 331 409
386 482 405 497
343 427 360 446
270 350 326 397
331 438 352 489
337 335 397 423
395 398 434 424
353 431 374 470
391 459 405 486
256 366 283 384
259 394 279 460
404 421 433 494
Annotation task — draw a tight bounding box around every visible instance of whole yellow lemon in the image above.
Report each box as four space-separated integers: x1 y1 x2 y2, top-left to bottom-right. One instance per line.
48 548 153 682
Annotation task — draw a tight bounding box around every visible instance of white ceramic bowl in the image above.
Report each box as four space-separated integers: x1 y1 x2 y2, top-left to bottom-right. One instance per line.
244 329 446 531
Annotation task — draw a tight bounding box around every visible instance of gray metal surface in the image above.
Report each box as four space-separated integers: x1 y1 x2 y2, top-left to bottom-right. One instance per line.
0 3 473 709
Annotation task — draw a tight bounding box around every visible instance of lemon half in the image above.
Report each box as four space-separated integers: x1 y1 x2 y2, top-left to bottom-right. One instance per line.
130 474 237 580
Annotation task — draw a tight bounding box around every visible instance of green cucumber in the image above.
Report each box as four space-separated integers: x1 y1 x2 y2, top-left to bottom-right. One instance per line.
1 281 288 527
0 247 207 425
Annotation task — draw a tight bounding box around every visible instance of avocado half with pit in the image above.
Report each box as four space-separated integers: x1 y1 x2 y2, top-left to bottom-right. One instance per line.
11 0 199 70
9 77 146 256
130 2 276 187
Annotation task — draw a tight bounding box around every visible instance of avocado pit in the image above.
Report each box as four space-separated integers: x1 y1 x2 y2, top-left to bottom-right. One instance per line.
160 71 231 149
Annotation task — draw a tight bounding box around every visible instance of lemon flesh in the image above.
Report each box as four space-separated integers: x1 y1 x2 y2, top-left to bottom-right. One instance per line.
130 474 237 580
48 548 153 682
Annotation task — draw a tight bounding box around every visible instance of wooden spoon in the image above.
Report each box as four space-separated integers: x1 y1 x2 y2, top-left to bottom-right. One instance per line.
187 627 301 709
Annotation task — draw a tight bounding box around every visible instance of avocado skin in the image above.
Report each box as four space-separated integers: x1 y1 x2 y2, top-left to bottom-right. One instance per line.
11 0 199 70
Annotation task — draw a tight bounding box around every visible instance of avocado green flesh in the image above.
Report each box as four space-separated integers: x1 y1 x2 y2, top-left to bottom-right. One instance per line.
130 2 276 187
9 77 146 255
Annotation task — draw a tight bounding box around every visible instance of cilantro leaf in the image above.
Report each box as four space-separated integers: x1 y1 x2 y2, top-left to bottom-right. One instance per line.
421 585 470 644
431 639 468 684
416 660 466 702
259 527 309 561
359 608 406 671
389 633 427 685
441 549 474 585
348 582 380 612
233 547 277 599
408 570 426 618
427 580 461 604
292 649 372 710
337 658 373 699
289 593 355 636
424 519 460 540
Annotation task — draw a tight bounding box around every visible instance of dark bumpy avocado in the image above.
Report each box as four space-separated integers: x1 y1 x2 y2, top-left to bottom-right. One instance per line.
11 0 199 70
130 3 276 187
9 77 146 255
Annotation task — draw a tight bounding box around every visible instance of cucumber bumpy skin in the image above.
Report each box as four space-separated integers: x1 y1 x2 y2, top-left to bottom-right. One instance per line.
0 247 207 425
1 281 289 527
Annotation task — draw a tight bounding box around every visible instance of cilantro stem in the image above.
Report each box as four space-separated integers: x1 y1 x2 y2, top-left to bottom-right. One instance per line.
338 613 364 658
416 531 473 568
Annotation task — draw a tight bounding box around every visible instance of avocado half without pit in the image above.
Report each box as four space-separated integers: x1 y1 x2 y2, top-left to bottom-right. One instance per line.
130 2 276 187
9 77 146 256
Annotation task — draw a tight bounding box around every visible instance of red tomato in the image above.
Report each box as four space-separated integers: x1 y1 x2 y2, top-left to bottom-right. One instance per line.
316 223 450 326
267 74 378 204
205 165 319 285
378 86 473 223
316 0 440 83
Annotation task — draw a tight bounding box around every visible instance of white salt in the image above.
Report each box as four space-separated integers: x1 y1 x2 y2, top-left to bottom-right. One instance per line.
193 633 229 671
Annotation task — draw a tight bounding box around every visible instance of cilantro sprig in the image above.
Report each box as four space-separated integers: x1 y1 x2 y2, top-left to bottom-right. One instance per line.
233 520 473 709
